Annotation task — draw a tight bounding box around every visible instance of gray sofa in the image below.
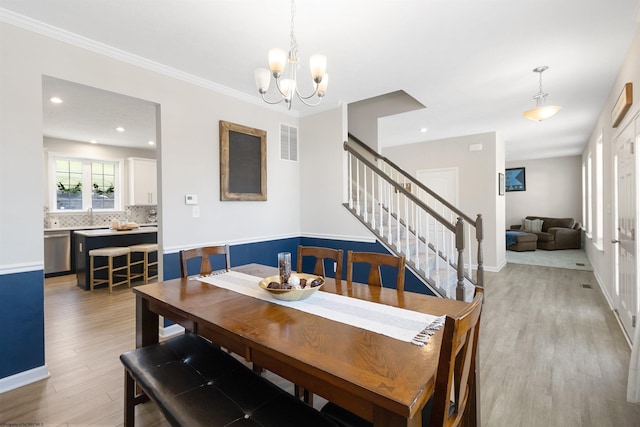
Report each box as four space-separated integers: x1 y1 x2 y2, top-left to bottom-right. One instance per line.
510 216 582 250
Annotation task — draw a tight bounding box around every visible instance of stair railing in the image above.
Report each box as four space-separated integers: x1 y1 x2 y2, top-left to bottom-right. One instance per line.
344 135 484 300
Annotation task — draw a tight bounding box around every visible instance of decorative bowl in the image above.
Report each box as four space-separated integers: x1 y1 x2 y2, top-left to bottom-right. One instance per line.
258 273 324 301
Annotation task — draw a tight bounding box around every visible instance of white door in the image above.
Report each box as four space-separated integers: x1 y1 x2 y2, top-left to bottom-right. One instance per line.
614 115 639 338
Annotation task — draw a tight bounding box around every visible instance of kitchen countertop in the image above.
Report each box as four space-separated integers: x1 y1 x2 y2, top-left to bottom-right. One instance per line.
44 223 157 232
74 226 158 237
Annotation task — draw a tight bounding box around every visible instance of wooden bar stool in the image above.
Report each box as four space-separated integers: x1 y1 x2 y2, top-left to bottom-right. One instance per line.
129 243 158 284
89 247 131 293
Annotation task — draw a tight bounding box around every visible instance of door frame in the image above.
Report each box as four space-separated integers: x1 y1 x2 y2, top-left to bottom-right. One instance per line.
612 111 640 341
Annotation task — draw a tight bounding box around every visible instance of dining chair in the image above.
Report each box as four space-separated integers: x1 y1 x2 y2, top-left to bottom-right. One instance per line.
346 250 406 291
296 245 344 284
321 286 484 427
179 245 230 278
294 245 345 404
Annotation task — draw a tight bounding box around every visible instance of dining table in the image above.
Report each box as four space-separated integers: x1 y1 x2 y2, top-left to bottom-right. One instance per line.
133 263 477 427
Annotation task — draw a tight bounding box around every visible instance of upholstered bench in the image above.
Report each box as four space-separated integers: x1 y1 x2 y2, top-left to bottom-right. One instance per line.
120 333 338 427
506 231 537 252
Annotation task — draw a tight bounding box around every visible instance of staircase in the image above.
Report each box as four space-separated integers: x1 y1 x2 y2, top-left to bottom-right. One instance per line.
343 135 484 301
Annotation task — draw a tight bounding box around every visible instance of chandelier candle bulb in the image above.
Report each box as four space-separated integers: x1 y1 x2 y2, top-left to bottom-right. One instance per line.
268 48 287 77
309 54 327 82
255 68 271 93
317 74 329 96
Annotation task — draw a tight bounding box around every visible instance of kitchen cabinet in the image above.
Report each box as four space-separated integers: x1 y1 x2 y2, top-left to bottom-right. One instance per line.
128 157 157 205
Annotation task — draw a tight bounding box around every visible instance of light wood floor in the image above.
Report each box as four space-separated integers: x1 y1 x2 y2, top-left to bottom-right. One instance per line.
0 264 639 426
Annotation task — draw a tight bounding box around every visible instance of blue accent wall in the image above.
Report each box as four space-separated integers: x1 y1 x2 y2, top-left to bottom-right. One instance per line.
163 237 434 296
299 237 433 295
0 270 45 379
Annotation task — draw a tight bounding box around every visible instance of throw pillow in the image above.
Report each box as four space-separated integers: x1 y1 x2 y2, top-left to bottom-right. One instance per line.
522 218 543 233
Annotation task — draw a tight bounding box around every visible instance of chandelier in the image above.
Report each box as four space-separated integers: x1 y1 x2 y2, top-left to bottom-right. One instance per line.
522 66 561 121
254 0 328 110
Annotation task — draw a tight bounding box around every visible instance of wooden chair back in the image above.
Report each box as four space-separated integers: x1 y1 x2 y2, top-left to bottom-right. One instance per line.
429 287 484 427
346 250 406 291
179 245 230 278
297 246 344 284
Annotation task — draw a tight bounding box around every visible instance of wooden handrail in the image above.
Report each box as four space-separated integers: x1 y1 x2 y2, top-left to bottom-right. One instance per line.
344 140 456 232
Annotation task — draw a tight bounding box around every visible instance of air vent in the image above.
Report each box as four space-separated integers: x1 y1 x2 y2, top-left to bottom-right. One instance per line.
280 124 298 161
576 262 585 267
580 284 592 289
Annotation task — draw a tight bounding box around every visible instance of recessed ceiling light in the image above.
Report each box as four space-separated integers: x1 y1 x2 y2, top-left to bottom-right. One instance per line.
420 127 428 133
89 139 97 144
116 126 125 132
148 141 155 146
50 97 63 104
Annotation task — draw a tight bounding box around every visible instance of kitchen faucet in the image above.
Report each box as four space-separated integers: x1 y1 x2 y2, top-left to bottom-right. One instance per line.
88 207 93 225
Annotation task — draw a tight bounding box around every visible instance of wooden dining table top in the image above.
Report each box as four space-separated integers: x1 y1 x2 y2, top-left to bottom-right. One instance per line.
133 263 472 427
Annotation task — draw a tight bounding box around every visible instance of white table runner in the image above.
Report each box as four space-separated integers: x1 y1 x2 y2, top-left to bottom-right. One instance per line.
197 271 444 346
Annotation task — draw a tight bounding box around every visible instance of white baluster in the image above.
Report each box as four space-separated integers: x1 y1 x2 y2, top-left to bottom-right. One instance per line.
355 158 361 216
363 165 368 222
347 153 353 209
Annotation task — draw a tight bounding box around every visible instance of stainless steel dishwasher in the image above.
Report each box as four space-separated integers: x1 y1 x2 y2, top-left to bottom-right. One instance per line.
44 230 71 275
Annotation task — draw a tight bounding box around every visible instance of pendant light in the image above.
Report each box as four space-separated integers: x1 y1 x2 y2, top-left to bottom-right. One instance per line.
523 66 561 121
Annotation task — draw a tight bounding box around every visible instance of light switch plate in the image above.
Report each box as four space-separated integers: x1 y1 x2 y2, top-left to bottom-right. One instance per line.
192 205 200 218
185 194 198 205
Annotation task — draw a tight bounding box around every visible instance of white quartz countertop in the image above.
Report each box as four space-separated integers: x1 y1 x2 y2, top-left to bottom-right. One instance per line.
74 226 158 237
44 223 157 232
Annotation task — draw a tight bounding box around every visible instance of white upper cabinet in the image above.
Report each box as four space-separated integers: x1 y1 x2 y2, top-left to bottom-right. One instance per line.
128 157 157 205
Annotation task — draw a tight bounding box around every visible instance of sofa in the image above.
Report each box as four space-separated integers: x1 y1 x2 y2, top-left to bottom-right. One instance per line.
510 216 582 250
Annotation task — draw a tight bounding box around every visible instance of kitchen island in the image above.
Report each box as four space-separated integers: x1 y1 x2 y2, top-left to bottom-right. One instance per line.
74 227 157 290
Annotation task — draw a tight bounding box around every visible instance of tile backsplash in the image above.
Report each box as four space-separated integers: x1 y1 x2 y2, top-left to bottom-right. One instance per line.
44 205 157 229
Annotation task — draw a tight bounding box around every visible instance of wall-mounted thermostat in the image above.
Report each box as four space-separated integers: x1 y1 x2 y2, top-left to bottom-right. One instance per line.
185 194 198 205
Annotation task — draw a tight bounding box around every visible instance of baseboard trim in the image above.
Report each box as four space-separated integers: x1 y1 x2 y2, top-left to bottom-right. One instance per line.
591 269 632 350
0 365 50 394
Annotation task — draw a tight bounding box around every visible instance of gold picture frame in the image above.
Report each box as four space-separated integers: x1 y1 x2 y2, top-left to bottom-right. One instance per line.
219 120 267 201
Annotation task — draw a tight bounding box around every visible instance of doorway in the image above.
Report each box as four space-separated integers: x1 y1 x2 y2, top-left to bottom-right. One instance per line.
42 76 161 284
613 112 639 340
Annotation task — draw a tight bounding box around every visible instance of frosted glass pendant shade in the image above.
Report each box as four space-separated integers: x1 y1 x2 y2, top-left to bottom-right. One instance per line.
523 105 561 121
254 68 271 93
309 54 327 83
268 48 287 77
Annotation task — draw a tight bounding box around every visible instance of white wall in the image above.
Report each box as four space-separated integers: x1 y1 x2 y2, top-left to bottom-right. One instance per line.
382 132 504 271
0 21 307 269
299 105 372 241
505 156 583 228
583 29 640 307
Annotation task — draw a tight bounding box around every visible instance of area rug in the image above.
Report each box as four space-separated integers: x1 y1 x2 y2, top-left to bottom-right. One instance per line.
506 248 593 271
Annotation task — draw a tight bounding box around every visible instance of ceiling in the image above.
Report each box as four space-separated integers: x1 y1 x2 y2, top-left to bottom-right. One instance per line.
3 0 640 160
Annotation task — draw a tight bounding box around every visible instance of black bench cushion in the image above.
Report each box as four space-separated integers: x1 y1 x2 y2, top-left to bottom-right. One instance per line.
121 333 337 427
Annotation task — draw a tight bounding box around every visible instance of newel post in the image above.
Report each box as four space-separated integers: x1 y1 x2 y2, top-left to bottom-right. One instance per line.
475 214 484 288
455 217 465 301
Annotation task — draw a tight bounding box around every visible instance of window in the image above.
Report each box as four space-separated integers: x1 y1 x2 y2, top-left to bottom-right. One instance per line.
582 161 587 236
586 152 592 237
55 159 83 210
91 161 116 209
595 135 604 250
51 156 121 212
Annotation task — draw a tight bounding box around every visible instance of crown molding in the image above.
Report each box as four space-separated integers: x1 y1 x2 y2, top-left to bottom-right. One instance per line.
0 8 299 116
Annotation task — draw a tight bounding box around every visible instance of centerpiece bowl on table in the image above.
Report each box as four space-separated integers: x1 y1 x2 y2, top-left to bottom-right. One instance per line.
258 273 324 301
